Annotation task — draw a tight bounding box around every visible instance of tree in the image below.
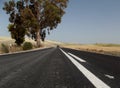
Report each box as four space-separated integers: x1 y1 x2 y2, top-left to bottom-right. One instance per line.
3 0 26 46
3 0 69 47
8 24 25 46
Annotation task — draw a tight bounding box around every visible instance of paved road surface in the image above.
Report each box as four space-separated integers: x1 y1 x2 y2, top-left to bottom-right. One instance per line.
0 47 120 88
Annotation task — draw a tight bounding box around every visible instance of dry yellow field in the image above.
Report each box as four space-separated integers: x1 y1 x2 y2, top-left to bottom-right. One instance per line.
0 37 59 53
0 37 36 53
60 43 120 57
0 37 120 56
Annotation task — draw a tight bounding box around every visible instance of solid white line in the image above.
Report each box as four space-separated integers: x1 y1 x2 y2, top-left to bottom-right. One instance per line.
68 53 86 62
60 49 110 88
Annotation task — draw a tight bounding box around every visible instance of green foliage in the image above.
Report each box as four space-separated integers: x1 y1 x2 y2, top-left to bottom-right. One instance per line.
3 0 69 47
23 42 33 50
3 0 26 46
8 24 25 46
1 43 9 53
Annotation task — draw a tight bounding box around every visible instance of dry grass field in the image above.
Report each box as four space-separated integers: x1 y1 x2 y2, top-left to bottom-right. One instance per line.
0 37 14 53
0 37 60 54
60 43 120 57
0 37 120 57
0 37 36 53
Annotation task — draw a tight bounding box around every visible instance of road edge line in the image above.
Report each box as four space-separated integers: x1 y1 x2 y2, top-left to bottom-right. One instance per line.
60 48 110 88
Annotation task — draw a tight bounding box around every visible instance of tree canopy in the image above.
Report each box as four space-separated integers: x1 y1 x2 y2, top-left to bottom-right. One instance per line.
3 0 69 47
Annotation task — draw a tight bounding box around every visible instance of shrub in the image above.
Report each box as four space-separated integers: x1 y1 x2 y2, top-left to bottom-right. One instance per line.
1 43 9 53
23 42 33 50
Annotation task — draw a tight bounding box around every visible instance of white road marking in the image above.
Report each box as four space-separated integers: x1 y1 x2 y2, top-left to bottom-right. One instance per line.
60 49 110 88
68 53 86 62
105 74 114 79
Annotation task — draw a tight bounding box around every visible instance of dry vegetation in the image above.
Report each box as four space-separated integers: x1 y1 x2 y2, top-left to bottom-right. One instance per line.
0 37 120 57
0 37 60 54
0 37 36 54
0 37 14 53
60 43 120 57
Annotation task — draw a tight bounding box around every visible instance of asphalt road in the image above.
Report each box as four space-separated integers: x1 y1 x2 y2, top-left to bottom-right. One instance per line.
0 47 120 88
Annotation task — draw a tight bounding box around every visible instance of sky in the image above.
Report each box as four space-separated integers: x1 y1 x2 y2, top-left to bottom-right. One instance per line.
0 0 120 44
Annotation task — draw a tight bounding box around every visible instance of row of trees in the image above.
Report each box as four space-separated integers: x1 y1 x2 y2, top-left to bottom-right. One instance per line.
3 0 68 47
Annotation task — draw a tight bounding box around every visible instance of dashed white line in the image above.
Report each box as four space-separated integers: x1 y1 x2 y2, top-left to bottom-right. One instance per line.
105 74 114 79
60 49 110 88
68 53 86 62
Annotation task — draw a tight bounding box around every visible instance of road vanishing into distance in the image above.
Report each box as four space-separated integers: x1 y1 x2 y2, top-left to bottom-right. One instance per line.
0 47 120 88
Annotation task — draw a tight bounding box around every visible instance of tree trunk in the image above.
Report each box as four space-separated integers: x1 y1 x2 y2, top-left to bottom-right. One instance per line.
36 30 41 47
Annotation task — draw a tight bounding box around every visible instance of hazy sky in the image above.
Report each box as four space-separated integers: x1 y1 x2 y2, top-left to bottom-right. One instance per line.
0 0 120 44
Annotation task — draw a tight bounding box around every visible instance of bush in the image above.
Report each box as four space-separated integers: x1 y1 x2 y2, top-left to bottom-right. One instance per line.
23 42 33 50
1 43 9 53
